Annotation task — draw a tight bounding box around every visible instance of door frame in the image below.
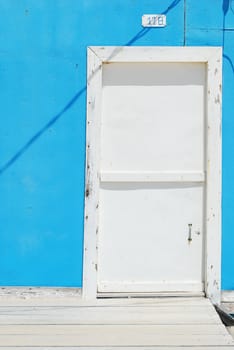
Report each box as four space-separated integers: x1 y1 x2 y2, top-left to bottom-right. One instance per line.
82 46 222 303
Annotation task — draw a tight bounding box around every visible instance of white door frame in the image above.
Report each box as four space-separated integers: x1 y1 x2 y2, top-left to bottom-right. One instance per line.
82 46 222 304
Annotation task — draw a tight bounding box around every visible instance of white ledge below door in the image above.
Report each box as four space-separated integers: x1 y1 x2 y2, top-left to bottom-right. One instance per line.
99 171 205 183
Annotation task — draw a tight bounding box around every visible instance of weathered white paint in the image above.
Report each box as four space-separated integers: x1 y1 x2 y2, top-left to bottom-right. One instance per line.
4 348 234 350
205 52 223 304
2 348 234 350
83 47 222 303
82 48 103 300
90 46 221 63
98 183 204 293
0 325 232 347
98 282 204 294
0 306 221 325
0 287 81 299
0 298 232 348
222 291 234 303
100 171 205 182
0 295 213 306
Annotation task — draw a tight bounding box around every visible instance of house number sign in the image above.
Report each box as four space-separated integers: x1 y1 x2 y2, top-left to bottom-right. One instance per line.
142 14 166 27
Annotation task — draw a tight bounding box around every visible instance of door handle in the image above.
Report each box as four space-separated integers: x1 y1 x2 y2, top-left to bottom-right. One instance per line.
188 224 192 242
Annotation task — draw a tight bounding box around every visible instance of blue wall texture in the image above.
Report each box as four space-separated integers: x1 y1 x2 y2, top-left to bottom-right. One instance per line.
0 0 233 289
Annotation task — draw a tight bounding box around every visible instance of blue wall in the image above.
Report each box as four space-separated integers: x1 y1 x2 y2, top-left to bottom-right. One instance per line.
0 0 233 289
186 0 234 290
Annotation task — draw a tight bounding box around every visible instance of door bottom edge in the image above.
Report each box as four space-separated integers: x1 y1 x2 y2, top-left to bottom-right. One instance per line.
97 291 205 299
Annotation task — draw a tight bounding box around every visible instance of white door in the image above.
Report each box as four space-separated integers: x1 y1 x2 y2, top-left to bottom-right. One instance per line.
83 47 222 301
98 62 205 294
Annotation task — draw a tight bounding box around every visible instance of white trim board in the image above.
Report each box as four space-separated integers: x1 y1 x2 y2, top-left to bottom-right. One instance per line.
100 171 205 182
222 291 234 303
83 46 222 303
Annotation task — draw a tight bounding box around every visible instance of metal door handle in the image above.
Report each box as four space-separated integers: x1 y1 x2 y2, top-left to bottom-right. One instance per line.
188 224 192 242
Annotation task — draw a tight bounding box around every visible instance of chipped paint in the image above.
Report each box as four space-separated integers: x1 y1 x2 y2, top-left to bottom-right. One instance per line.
215 94 220 104
85 188 90 197
83 47 222 302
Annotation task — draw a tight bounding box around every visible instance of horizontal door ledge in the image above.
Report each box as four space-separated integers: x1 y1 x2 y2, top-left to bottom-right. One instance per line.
99 171 205 183
98 281 204 293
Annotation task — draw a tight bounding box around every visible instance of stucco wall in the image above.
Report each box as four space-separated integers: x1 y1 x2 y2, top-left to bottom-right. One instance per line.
0 0 233 289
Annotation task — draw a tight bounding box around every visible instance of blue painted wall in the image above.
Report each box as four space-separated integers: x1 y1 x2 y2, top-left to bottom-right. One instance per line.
0 0 233 289
186 0 234 290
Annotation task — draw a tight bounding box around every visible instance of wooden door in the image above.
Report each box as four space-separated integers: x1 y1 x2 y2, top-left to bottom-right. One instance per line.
83 47 222 302
97 62 205 294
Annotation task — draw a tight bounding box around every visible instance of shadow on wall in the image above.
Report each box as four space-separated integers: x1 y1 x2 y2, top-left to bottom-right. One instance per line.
0 0 183 176
223 0 234 74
